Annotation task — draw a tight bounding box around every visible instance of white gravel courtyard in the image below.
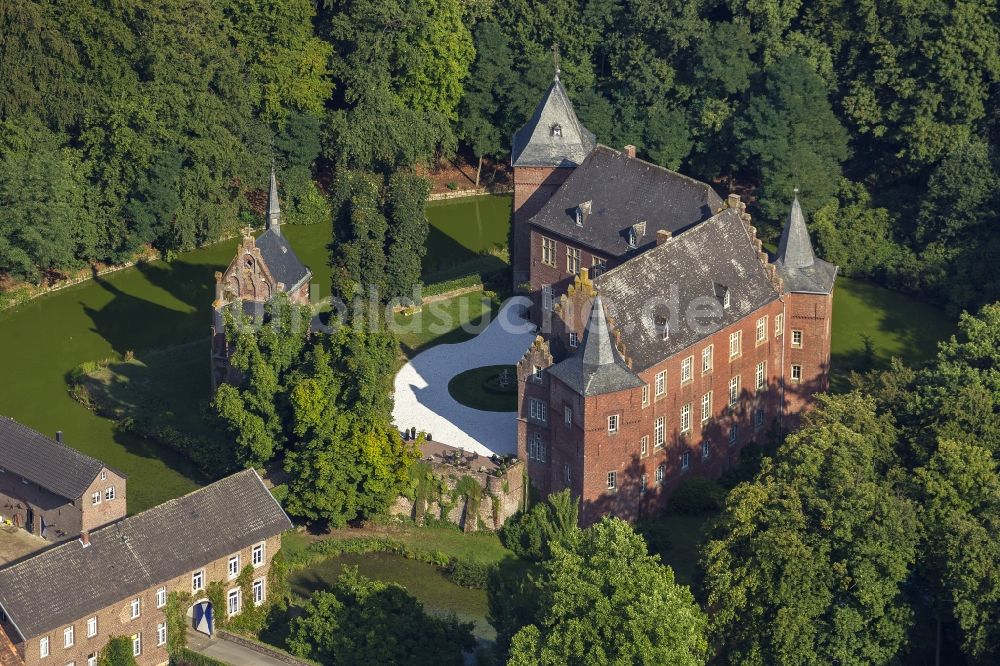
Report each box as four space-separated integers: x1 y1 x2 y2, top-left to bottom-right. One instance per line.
392 297 537 456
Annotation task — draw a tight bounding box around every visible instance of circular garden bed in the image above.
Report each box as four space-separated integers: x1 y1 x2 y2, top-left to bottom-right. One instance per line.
446 365 518 412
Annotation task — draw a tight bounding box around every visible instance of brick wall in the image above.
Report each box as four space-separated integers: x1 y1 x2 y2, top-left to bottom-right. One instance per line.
80 469 127 534
512 166 572 286
783 291 834 428
527 229 616 329
7 533 282 666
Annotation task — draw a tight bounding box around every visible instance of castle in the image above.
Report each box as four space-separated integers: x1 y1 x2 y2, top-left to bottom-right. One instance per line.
211 171 312 388
514 71 836 525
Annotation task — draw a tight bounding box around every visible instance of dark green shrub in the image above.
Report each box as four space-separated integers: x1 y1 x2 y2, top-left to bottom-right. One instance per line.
667 477 726 514
444 558 494 589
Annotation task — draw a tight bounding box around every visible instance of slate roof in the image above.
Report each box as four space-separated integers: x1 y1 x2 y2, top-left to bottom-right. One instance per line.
511 76 596 168
528 146 724 257
593 208 781 372
0 469 292 640
0 417 114 501
774 196 837 294
255 227 310 291
548 296 644 396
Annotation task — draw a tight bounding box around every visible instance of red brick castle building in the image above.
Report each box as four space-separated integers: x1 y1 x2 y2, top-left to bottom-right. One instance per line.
514 72 837 525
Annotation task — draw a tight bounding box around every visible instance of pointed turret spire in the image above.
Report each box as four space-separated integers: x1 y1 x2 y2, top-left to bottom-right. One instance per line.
776 189 815 269
510 63 596 168
267 168 281 236
581 296 617 368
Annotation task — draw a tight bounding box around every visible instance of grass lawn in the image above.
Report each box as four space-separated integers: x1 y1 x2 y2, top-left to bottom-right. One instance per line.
447 365 518 412
830 277 955 390
392 291 499 358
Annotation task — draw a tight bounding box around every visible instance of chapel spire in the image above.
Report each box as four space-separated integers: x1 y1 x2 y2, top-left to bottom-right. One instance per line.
267 168 281 236
776 189 815 269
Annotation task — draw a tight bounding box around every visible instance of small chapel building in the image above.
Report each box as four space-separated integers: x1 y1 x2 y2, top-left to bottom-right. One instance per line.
513 70 837 525
211 171 312 388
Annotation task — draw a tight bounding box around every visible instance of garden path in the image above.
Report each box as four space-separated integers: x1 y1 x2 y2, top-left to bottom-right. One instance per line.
392 298 536 456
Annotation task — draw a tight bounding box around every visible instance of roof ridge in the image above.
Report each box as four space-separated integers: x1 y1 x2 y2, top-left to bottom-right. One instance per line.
591 145 721 196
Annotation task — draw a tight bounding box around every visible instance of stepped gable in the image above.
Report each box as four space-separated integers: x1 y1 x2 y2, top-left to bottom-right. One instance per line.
511 75 596 168
774 194 837 294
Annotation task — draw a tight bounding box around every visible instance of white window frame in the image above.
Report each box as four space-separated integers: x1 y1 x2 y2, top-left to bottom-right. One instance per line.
91 492 101 505
157 623 167 647
253 579 265 606
100 470 107 481
729 376 740 406
607 414 619 434
641 383 649 406
756 361 767 390
63 626 73 649
104 486 115 501
655 464 665 484
192 569 205 592
228 554 241 580
542 285 553 311
680 356 693 383
701 392 712 424
528 432 546 462
792 330 803 348
723 288 731 309
529 398 547 423
130 598 140 620
227 588 241 617
702 345 713 374
532 365 543 383
131 634 141 657
86 617 97 638
541 236 556 267
680 403 692 434
87 655 97 666
702 441 710 460
252 543 265 568
640 435 649 458
566 247 581 274
791 364 802 383
756 316 768 343
729 330 741 358
569 331 578 348
681 452 690 470
654 370 666 396
654 416 665 449
606 471 617 491
591 256 607 275
40 636 49 659
775 313 784 336
564 406 572 425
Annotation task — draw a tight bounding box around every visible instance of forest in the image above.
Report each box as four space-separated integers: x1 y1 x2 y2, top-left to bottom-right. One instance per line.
1 0 998 314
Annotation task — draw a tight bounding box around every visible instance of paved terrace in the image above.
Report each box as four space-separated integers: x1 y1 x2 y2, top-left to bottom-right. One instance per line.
0 525 47 566
392 298 536 457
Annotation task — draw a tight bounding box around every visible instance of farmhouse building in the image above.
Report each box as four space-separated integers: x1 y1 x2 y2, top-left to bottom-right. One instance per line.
0 417 126 542
0 469 291 666
211 170 312 388
514 72 836 525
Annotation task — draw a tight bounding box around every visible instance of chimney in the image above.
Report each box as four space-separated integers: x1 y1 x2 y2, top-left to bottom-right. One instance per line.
727 193 741 209
56 430 63 443
656 230 672 246
79 531 90 548
624 145 636 159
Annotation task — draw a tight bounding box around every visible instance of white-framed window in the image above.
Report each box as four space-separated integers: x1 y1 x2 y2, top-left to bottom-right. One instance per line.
681 452 690 470
641 384 649 406
131 634 141 657
607 414 619 434
529 399 547 422
40 636 49 658
130 598 140 620
702 345 713 374
228 554 241 579
253 579 265 606
227 588 241 617
606 471 617 491
791 364 802 383
755 408 765 428
528 432 546 462
566 247 581 274
104 486 115 501
639 473 647 493
192 569 205 592
729 376 740 406
157 623 166 647
592 256 607 276
640 435 649 457
87 654 97 666
655 464 665 484
91 492 101 505
564 406 572 425
792 330 803 348
775 313 784 336
729 330 741 358
542 285 553 311
86 616 97 638
729 425 739 445
100 470 107 481
541 237 556 267
563 463 572 485
702 441 710 460
680 356 693 383
756 316 768 343
654 416 665 449
569 331 579 348
680 403 692 434
756 361 767 390
252 542 265 567
723 288 731 309
655 370 666 396
701 392 712 423
63 626 73 649
532 365 543 383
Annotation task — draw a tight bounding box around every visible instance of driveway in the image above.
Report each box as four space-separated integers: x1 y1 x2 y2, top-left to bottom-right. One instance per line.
392 297 536 456
187 629 297 666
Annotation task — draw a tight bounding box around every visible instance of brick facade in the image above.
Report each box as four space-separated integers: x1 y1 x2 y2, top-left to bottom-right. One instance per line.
2 534 282 666
512 166 573 286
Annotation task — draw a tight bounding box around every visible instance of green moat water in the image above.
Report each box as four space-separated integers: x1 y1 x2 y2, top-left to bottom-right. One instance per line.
0 193 952 511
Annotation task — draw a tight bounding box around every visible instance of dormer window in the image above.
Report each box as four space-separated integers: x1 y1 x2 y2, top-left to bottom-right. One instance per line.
654 315 669 340
723 288 731 309
552 124 562 137
576 200 592 226
628 228 637 248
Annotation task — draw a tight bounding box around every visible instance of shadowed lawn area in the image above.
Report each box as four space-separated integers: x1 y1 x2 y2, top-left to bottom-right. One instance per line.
392 291 498 358
447 365 518 412
830 277 955 391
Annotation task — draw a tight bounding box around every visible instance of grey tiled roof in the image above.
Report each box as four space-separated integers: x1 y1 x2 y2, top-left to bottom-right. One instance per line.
0 469 292 640
255 228 310 292
528 146 724 257
0 417 112 501
774 196 837 294
511 76 596 168
594 208 781 372
548 296 644 396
